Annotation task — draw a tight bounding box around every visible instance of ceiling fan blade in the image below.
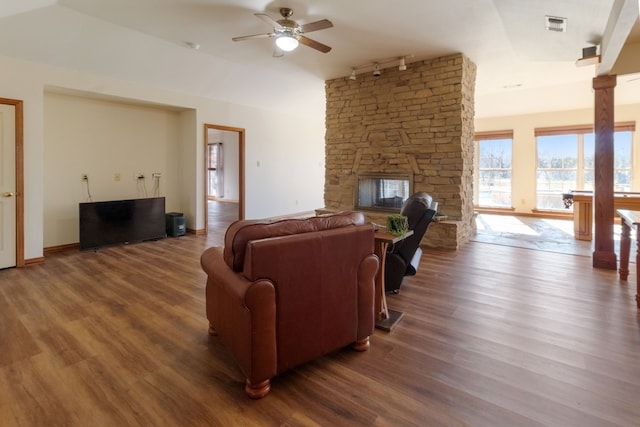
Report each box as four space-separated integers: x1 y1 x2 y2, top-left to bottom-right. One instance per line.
299 19 333 33
299 35 332 53
255 13 282 29
232 33 273 42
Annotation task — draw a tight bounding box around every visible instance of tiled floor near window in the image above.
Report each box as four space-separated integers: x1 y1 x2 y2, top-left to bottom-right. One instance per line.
473 214 629 258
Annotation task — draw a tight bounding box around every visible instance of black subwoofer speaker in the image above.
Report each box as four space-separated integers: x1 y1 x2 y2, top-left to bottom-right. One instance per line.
165 212 186 237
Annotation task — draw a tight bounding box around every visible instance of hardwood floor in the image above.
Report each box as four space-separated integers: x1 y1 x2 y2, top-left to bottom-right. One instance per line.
207 199 238 238
1 212 639 426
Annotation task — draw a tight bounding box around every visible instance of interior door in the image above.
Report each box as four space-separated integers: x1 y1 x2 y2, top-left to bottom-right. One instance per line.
204 124 244 233
0 104 16 268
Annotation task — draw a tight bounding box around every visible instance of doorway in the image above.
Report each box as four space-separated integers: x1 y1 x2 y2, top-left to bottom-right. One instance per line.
0 98 24 268
204 124 244 234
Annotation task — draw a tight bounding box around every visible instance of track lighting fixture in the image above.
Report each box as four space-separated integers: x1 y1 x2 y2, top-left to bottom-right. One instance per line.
347 54 412 80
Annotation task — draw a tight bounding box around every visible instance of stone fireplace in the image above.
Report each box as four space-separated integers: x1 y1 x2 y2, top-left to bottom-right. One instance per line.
323 53 476 250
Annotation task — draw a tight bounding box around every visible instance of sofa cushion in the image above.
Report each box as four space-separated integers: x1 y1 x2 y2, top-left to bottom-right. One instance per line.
223 211 365 271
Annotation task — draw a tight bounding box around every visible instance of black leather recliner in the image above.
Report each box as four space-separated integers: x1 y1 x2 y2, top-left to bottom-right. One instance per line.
384 192 437 293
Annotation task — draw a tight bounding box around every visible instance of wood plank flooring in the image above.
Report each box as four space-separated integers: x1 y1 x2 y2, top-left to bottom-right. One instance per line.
1 208 639 426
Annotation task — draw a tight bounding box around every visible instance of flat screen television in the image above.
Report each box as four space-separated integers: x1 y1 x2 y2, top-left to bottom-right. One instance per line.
79 197 166 250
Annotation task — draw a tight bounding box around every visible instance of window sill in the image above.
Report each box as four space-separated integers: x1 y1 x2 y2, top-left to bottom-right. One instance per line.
474 206 573 220
474 206 515 214
529 209 573 219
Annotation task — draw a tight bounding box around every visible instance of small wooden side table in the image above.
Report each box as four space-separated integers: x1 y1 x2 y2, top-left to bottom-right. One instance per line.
373 229 414 331
616 209 640 309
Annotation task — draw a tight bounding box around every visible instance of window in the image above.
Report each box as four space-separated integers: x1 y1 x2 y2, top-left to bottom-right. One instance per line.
207 142 224 198
583 131 633 192
536 133 578 209
474 131 513 208
535 123 635 210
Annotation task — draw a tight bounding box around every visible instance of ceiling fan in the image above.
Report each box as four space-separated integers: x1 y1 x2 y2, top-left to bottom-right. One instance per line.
232 8 333 56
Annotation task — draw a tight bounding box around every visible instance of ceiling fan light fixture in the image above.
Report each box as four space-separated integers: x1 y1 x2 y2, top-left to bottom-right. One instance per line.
233 8 332 54
275 34 299 51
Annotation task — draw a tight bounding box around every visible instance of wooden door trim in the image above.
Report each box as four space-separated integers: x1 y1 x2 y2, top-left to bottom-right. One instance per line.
0 97 24 267
204 124 245 233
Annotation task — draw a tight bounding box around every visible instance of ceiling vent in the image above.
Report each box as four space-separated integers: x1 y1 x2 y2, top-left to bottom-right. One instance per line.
545 15 567 33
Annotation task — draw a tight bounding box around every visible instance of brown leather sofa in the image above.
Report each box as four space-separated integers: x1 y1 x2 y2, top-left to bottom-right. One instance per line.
200 211 379 399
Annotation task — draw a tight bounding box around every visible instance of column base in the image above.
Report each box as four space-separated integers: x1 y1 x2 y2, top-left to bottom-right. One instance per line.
592 250 617 270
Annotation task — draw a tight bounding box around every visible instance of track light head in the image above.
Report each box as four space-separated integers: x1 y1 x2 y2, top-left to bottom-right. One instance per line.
373 63 381 77
349 69 356 80
398 57 407 71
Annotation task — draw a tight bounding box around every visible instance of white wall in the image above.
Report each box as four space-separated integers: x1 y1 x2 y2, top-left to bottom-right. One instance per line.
42 92 185 247
0 54 325 256
241 111 325 218
475 103 640 214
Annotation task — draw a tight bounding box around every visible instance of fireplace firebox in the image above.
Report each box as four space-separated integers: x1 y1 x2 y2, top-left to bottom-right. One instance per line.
355 173 413 212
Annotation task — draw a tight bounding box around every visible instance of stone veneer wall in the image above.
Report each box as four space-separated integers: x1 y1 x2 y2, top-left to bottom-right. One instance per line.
324 53 477 249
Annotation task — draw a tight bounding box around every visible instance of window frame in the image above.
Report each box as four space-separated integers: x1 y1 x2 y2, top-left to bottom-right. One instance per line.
534 122 635 210
474 130 514 209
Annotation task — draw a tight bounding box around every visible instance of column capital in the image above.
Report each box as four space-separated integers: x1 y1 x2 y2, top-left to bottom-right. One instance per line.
593 74 617 90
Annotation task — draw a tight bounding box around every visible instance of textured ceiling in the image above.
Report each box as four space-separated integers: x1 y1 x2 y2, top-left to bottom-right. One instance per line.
1 0 639 118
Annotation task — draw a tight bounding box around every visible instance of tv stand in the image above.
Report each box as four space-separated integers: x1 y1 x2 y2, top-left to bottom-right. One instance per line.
79 197 166 250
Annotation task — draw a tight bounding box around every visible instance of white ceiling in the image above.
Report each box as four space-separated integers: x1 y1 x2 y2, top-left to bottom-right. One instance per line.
1 0 639 118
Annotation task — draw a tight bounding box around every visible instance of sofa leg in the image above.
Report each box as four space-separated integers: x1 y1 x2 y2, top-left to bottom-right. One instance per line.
352 337 370 352
208 324 218 336
245 379 270 399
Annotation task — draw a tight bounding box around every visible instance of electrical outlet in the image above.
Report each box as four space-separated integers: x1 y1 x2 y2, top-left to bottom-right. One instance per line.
81 173 88 181
114 173 121 182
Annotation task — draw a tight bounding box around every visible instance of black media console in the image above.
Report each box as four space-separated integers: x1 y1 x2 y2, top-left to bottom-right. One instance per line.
79 197 166 250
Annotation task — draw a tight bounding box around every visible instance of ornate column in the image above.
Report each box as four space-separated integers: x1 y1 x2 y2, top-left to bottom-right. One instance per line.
592 74 617 269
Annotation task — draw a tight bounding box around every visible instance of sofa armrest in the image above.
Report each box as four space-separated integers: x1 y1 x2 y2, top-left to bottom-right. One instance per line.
201 247 277 385
202 246 249 302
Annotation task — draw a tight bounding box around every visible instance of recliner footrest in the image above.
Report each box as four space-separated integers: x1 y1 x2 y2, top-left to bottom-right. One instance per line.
405 247 422 276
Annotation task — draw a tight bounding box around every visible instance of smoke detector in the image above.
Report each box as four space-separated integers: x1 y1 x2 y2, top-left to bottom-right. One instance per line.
545 16 567 33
